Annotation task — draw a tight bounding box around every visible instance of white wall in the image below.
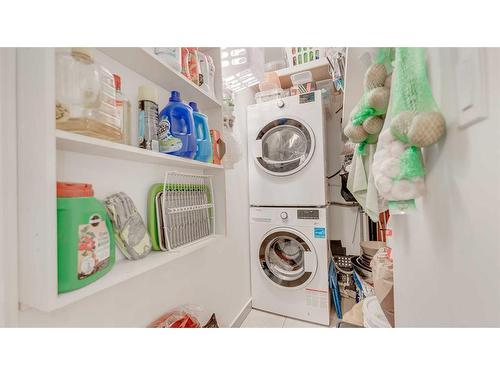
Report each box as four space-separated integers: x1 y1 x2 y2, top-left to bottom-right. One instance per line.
391 48 500 327
14 49 251 327
325 91 361 255
0 48 19 327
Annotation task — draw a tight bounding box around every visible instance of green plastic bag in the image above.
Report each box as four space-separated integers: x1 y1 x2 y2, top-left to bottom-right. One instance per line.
344 48 394 156
373 48 445 214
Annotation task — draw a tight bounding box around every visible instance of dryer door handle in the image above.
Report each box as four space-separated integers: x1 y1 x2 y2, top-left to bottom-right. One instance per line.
304 250 316 272
254 139 262 158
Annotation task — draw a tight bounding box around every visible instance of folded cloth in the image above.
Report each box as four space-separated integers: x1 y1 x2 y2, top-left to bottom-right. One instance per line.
347 144 387 222
104 192 151 260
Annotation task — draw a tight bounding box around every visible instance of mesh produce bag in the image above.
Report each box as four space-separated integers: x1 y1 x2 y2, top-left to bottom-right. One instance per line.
344 48 393 155
373 48 445 214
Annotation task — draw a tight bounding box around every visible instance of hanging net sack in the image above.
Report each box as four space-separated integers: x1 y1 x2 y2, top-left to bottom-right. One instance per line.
344 48 393 155
372 48 446 213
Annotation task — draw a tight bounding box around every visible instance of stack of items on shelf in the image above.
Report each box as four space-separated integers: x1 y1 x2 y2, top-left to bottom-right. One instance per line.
55 48 223 166
147 172 214 252
339 241 394 328
154 47 216 98
56 182 151 293
56 172 215 294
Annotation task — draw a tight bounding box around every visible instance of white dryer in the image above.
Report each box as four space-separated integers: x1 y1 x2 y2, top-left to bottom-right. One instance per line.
247 91 327 206
250 206 330 325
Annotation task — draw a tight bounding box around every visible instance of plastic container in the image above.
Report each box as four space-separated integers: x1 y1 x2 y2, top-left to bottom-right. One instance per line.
210 129 226 165
56 48 122 142
187 48 200 86
56 182 115 293
189 102 213 163
197 51 216 97
138 85 159 151
154 47 182 72
158 91 197 158
265 60 286 72
258 71 281 92
181 47 190 80
291 71 313 86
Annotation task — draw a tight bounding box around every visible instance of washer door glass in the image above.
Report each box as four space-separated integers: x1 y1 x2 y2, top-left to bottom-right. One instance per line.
256 118 314 176
259 230 316 288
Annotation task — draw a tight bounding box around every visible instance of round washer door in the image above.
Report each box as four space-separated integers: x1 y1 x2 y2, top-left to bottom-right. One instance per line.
259 228 318 288
254 117 315 176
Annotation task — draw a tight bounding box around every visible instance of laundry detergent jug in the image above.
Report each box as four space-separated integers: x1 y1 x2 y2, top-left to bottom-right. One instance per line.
56 182 115 293
189 102 213 163
158 91 197 158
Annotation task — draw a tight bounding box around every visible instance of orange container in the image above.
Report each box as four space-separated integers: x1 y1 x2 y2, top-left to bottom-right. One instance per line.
209 129 226 165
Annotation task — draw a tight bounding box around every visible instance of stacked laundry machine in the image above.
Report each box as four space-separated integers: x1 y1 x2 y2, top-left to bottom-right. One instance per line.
247 90 331 325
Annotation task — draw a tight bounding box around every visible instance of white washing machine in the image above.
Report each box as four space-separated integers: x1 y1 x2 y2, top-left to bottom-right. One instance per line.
250 206 330 325
247 91 327 206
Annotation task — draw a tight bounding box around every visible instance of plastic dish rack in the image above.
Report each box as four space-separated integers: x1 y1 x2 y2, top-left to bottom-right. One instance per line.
158 171 215 251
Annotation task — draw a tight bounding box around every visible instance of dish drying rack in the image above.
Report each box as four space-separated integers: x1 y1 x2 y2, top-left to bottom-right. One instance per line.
158 171 215 251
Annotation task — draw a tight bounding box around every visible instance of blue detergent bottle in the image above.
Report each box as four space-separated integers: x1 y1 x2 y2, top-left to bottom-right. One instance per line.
158 91 197 158
189 101 213 163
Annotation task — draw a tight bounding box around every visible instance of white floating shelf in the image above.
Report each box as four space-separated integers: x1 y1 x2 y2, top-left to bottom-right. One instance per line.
53 235 220 309
56 130 223 170
277 57 331 89
98 48 222 110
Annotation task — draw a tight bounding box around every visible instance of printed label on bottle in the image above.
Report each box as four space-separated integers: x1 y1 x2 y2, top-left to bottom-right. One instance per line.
138 100 159 150
158 116 183 153
77 214 110 280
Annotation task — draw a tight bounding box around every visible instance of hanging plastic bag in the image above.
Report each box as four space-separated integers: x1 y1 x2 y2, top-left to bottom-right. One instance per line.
372 48 445 214
148 304 202 328
371 247 395 327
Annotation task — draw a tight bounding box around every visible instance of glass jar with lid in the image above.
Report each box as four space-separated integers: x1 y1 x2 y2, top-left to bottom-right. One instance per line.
56 48 122 142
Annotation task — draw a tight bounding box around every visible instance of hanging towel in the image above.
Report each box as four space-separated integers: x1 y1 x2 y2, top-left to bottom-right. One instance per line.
347 144 387 222
104 192 152 260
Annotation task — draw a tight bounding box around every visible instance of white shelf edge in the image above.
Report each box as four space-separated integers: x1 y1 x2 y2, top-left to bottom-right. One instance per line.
56 130 223 170
98 48 222 109
53 235 221 310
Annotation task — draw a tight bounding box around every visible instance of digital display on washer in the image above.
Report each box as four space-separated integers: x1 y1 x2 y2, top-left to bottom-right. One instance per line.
297 209 319 220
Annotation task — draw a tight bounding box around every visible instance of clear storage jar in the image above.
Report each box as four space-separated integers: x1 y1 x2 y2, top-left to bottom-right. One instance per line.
56 48 122 142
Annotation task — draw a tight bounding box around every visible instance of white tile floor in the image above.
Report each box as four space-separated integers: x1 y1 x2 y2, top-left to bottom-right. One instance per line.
240 308 340 328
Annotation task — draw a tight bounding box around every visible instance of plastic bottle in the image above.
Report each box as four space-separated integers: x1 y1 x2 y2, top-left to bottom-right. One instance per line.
57 182 115 293
187 48 200 86
158 91 197 158
189 102 213 162
138 85 159 151
113 74 131 145
197 51 215 96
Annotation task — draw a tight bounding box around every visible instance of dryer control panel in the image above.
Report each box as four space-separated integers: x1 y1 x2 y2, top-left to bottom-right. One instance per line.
250 207 326 227
297 209 319 220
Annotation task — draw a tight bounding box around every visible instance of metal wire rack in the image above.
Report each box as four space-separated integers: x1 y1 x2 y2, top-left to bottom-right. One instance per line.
158 171 215 251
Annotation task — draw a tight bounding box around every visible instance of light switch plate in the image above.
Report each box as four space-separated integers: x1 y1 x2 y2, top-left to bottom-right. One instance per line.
455 48 488 128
